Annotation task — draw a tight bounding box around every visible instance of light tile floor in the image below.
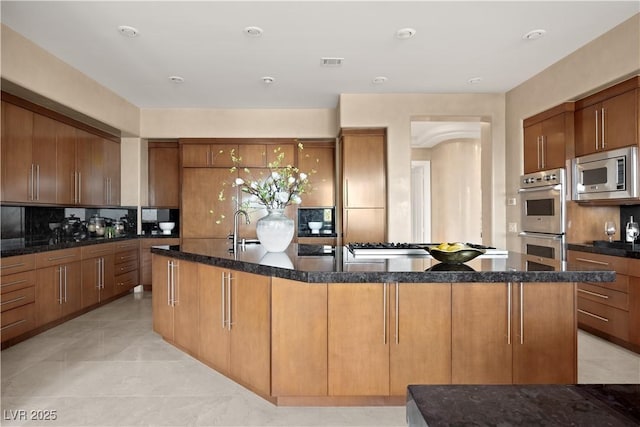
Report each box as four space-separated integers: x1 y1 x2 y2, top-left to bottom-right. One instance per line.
1 291 639 426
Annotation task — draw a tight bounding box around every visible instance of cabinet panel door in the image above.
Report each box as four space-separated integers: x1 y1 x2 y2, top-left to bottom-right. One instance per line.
151 255 174 340
389 283 451 395
300 146 335 207
267 144 295 166
101 254 116 301
1 102 33 202
575 105 598 156
343 134 385 208
198 264 230 372
103 139 120 205
182 144 211 167
513 282 576 384
182 168 237 238
35 266 62 326
603 89 638 151
541 113 567 170
343 208 386 244
328 283 389 396
523 122 542 174
238 144 266 167
81 257 101 308
55 121 77 204
31 114 58 203
452 283 512 384
229 271 271 396
61 262 82 317
75 129 100 205
148 146 179 207
271 278 328 397
173 260 199 355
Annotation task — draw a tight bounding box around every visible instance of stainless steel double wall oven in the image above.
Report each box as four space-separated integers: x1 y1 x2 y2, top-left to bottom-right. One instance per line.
519 168 566 269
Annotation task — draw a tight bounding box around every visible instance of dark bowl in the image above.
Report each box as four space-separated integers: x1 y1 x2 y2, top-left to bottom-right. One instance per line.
427 247 485 264
426 262 476 272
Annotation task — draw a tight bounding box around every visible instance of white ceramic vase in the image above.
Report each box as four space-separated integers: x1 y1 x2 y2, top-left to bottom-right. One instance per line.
256 208 294 252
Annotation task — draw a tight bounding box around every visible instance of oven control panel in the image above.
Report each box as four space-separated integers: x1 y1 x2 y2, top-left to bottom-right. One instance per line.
520 168 565 188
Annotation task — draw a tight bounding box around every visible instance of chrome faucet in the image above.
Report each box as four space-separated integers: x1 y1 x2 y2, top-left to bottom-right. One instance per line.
231 209 250 252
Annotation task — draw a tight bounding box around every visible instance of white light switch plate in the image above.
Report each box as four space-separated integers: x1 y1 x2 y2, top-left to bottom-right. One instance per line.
508 223 518 233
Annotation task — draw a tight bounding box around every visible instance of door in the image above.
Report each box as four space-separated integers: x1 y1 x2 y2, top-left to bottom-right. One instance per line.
389 283 452 395
55 121 77 204
1 102 33 202
152 255 174 340
35 266 63 326
229 271 271 396
452 283 512 384
60 262 81 316
343 208 386 244
198 264 230 372
299 146 335 207
81 257 102 308
540 113 567 170
31 114 58 203
603 89 637 151
512 282 576 384
148 144 179 208
342 134 386 208
523 122 543 173
103 139 120 205
173 260 199 355
575 104 599 156
328 283 390 396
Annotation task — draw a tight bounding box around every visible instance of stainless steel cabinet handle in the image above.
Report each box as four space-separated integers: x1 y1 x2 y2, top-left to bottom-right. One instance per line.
383 283 387 345
64 265 68 303
30 164 35 200
1 279 28 288
395 282 399 345
507 282 512 344
536 137 541 170
1 319 27 331
167 261 172 306
601 108 606 149
595 109 599 151
57 266 63 304
519 282 524 345
47 254 76 262
96 258 101 289
0 262 25 271
578 309 609 322
227 272 233 330
78 173 82 204
344 179 349 207
540 136 545 169
578 288 609 299
1 296 26 306
35 164 40 201
575 257 609 266
221 271 226 328
172 261 179 305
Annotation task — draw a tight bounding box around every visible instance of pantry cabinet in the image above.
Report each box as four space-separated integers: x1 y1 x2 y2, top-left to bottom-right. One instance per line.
340 129 387 244
523 103 574 173
451 282 576 384
574 77 639 156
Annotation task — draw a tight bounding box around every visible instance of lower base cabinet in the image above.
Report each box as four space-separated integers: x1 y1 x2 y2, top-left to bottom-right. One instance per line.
35 248 82 327
452 282 576 384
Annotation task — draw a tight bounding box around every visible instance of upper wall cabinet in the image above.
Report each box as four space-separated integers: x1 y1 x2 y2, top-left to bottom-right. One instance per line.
523 103 574 174
1 94 121 207
574 76 639 157
298 141 336 207
181 140 297 168
148 141 179 208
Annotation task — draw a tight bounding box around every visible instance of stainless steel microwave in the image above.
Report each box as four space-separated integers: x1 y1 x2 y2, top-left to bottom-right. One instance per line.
572 146 638 202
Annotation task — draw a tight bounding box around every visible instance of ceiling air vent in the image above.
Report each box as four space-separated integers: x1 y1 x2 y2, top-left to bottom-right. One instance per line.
321 57 344 66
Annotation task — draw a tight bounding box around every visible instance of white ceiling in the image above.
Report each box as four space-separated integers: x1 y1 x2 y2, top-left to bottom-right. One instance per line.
1 1 638 110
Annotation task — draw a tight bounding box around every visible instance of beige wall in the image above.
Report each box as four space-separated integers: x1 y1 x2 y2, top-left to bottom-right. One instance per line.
339 94 505 245
1 24 140 137
505 13 640 250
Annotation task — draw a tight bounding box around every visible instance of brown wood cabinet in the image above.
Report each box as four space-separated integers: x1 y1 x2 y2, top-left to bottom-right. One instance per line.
523 103 574 173
298 143 335 207
452 282 576 384
340 129 387 244
151 255 199 355
198 264 231 371
35 248 82 326
148 141 179 208
575 77 639 156
0 255 36 343
140 238 180 287
114 240 139 295
80 243 116 308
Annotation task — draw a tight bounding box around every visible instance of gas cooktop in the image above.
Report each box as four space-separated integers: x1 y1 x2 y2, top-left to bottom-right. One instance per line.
346 242 508 257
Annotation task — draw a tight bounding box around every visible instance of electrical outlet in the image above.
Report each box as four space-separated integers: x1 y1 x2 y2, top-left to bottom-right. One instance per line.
508 223 518 233
507 198 517 206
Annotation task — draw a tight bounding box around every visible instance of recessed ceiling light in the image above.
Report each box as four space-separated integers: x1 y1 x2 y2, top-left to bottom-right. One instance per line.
244 26 264 37
261 76 275 84
168 76 184 83
321 57 344 66
522 29 546 40
468 77 483 84
372 76 388 84
396 28 416 39
117 25 139 38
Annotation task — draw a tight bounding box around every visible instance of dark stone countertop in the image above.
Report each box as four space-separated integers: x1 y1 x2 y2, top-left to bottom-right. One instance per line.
407 384 640 426
568 241 640 259
150 240 616 283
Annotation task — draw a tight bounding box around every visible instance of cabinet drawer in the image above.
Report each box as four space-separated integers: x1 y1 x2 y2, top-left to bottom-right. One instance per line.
1 286 35 312
35 248 81 268
1 303 36 342
567 251 628 275
0 254 35 276
577 282 628 310
1 270 36 294
578 298 629 340
115 270 138 289
115 260 138 275
81 242 115 258
115 249 138 265
114 239 139 252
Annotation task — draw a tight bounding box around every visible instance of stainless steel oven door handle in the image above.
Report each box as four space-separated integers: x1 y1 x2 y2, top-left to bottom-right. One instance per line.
518 184 562 194
518 231 564 241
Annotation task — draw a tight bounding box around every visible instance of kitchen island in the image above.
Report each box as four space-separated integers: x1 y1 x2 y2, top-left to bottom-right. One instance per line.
151 241 615 406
